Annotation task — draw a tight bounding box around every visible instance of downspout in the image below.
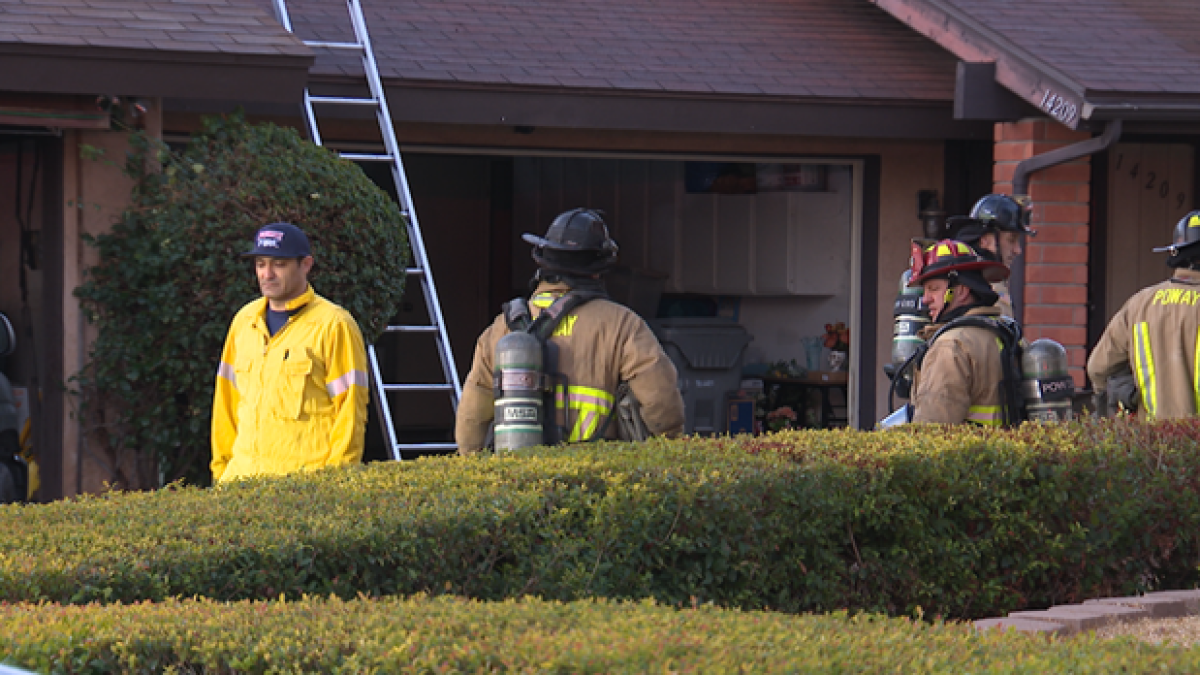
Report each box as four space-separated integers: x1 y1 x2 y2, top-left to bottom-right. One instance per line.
1009 119 1123 320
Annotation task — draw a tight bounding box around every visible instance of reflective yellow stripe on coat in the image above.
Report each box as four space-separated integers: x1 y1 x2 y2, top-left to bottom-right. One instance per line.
1193 327 1200 414
966 405 1002 427
1132 321 1158 417
556 385 614 442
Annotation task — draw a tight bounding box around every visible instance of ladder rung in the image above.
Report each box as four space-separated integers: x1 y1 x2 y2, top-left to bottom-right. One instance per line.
303 40 364 51
384 325 438 333
394 442 457 451
338 153 395 162
277 0 463 461
382 383 455 392
309 96 378 106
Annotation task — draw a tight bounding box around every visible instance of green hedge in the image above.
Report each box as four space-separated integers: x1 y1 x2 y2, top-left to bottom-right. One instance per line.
1 595 1194 674
0 418 1197 619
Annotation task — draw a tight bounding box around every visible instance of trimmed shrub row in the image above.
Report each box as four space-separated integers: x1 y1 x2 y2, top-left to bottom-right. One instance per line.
1 595 1194 674
0 418 1197 619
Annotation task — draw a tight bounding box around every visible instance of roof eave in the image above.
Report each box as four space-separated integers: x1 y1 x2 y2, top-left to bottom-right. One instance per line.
1085 100 1200 124
0 43 314 104
366 79 991 140
168 77 992 140
871 0 1089 129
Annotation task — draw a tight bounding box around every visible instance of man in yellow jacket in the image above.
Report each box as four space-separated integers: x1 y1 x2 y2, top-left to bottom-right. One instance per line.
907 239 1017 426
211 222 369 482
1088 211 1200 419
455 208 685 453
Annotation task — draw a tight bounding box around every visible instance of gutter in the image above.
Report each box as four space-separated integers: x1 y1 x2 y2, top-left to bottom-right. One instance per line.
1009 119 1123 321
1085 102 1200 123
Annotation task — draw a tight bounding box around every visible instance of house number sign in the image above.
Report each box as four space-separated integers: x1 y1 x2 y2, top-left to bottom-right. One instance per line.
1039 89 1079 127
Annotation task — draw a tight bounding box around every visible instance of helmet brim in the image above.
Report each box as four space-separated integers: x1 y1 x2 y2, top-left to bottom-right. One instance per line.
946 215 983 228
523 232 601 252
1152 241 1200 254
909 259 1009 286
522 232 553 249
949 219 991 243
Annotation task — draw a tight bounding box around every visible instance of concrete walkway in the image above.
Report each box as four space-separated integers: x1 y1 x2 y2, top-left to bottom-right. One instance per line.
975 590 1200 636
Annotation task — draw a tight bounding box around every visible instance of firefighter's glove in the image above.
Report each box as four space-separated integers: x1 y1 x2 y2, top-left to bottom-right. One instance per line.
1108 371 1139 413
1092 391 1110 418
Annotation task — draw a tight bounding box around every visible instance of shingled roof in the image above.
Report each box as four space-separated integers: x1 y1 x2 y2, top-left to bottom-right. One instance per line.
872 0 1200 129
283 0 959 103
0 0 312 102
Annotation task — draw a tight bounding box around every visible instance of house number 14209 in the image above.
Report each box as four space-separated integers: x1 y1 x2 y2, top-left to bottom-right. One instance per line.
1040 89 1078 126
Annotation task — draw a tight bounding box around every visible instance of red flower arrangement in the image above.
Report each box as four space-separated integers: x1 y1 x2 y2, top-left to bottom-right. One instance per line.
823 322 849 352
765 405 798 432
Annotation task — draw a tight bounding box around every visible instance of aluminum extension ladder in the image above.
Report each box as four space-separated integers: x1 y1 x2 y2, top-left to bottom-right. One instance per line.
271 0 462 459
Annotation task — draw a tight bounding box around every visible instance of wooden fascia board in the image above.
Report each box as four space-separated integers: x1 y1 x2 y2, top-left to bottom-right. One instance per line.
0 43 313 104
364 81 994 140
871 0 1088 129
167 81 995 140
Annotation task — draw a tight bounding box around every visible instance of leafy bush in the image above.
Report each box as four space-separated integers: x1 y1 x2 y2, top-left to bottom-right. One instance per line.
3 594 1195 674
0 418 1197 620
74 112 409 488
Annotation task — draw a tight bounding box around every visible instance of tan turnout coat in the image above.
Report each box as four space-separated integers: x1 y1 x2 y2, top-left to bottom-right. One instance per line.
911 306 1008 426
1087 269 1200 420
455 281 685 453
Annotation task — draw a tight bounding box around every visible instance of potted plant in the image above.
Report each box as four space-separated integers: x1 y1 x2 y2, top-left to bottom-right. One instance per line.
765 405 798 432
823 322 850 371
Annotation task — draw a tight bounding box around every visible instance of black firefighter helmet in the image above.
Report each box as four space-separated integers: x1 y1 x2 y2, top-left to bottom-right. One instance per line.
523 208 619 276
1153 210 1200 267
948 194 1037 246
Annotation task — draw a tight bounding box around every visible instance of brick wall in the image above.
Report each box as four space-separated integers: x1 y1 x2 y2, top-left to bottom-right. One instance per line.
993 119 1092 386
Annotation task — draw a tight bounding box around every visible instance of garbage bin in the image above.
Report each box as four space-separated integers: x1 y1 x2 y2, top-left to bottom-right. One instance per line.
654 318 752 435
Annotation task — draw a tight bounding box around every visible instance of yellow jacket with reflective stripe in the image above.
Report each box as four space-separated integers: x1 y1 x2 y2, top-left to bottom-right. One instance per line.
911 306 1007 426
211 285 369 482
455 281 685 453
1087 270 1200 420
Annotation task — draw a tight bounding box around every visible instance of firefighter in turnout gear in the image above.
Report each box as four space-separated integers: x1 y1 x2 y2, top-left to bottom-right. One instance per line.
455 208 685 454
907 240 1017 426
946 194 1036 319
1088 210 1200 419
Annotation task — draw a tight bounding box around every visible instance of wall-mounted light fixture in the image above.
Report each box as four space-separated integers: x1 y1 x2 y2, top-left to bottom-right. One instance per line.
917 189 946 241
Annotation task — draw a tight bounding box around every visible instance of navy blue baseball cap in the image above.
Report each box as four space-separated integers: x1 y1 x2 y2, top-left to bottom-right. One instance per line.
242 222 312 258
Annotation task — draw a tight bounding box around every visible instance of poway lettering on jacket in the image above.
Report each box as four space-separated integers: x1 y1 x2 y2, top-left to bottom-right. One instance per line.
1151 288 1200 306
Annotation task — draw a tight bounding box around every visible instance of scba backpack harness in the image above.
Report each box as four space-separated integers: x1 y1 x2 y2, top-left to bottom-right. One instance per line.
492 290 604 450
890 314 1026 427
921 315 1026 427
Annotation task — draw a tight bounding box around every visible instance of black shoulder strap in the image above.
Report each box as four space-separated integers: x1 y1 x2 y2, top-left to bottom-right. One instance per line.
928 314 1021 348
503 290 608 339
502 297 532 333
527 290 607 342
